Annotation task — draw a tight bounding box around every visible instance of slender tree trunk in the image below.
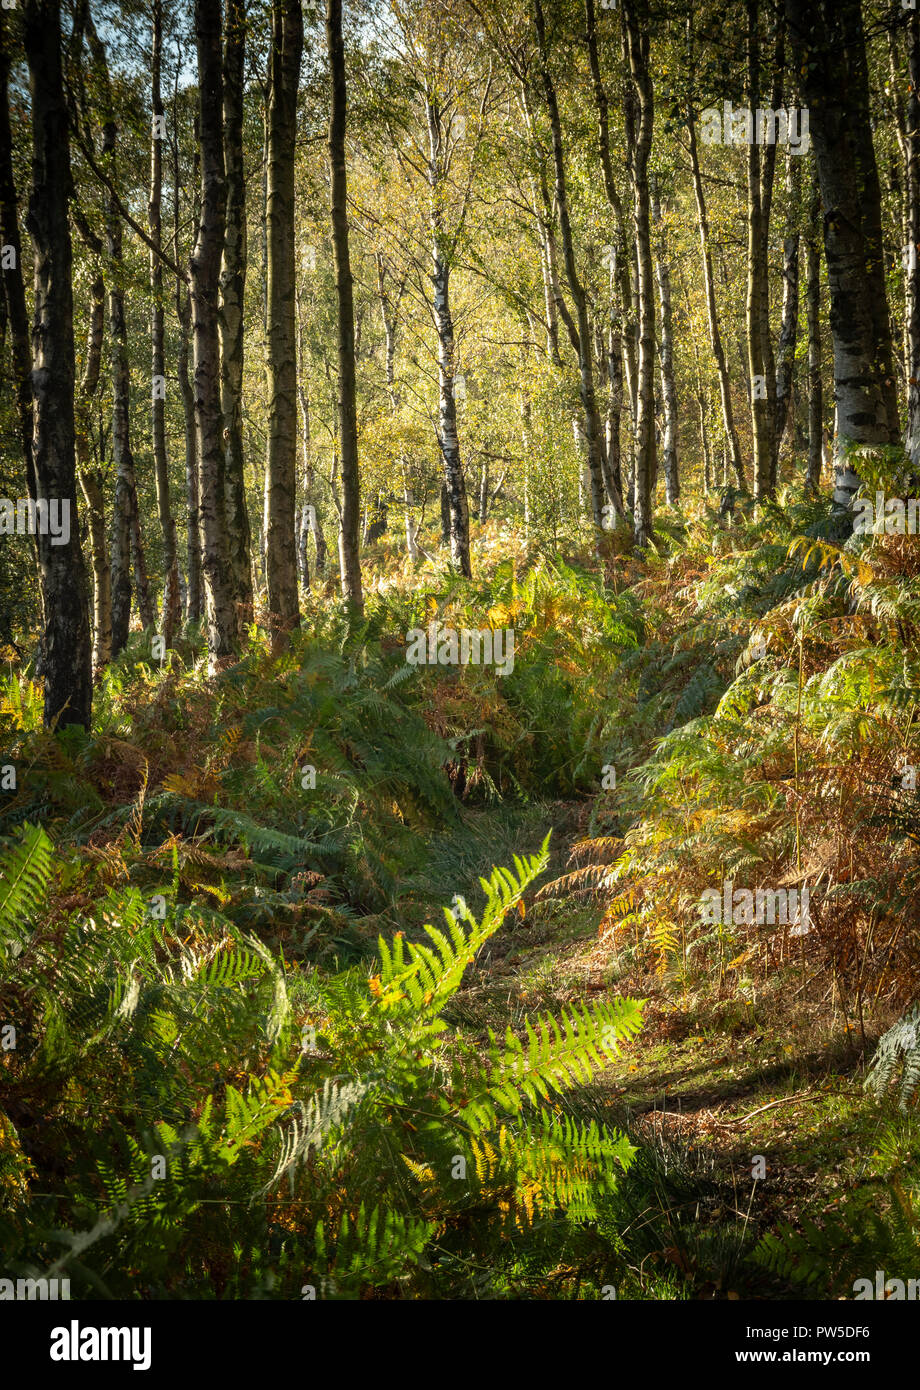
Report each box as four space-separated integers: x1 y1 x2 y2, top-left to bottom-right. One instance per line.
585 0 638 445
477 457 490 522
296 292 326 580
805 186 823 495
531 179 562 365
651 175 679 505
23 0 93 729
295 282 321 587
439 480 452 545
604 320 624 506
404 481 419 558
773 148 801 479
906 10 920 468
687 108 745 489
172 114 202 626
85 8 154 648
150 0 180 648
534 0 611 536
191 0 237 670
675 252 712 498
264 0 303 635
221 0 253 630
0 7 44 624
75 274 111 671
426 92 472 576
786 0 899 507
178 285 201 625
521 392 532 535
327 0 363 607
746 0 782 500
888 26 911 409
623 0 657 543
700 386 712 494
0 9 36 509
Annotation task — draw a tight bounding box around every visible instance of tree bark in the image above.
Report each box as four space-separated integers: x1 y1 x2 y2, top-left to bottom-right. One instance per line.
426 90 472 576
220 0 253 630
773 147 801 479
327 0 363 607
85 6 155 649
264 0 303 635
0 6 44 615
150 0 180 649
905 9 920 469
651 175 679 505
173 111 202 626
191 0 238 670
604 319 624 507
74 272 111 672
534 0 611 537
295 282 326 582
585 0 638 445
623 0 657 543
746 0 782 500
23 0 93 729
0 8 36 508
786 0 899 507
805 181 823 496
687 105 745 490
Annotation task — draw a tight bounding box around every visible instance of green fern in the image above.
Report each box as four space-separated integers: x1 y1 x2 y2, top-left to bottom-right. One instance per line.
867 1003 920 1110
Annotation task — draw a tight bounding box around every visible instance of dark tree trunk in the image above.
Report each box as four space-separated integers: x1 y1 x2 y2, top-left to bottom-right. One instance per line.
221 0 253 630
23 0 93 729
746 0 782 500
604 320 624 506
0 8 36 507
425 87 472 576
173 113 202 626
84 8 154 650
0 6 43 617
150 0 180 648
264 0 303 635
327 0 363 608
623 0 657 543
906 9 920 468
191 0 238 670
805 187 823 496
786 0 899 507
439 481 451 545
773 149 801 479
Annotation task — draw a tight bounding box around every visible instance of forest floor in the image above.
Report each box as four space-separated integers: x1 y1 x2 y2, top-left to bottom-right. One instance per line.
447 799 898 1297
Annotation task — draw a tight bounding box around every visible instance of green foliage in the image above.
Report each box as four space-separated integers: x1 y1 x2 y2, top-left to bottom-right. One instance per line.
867 1004 920 1111
753 1117 920 1297
0 825 643 1297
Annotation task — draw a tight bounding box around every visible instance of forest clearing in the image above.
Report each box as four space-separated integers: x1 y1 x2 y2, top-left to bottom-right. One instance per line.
2 0 920 1353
